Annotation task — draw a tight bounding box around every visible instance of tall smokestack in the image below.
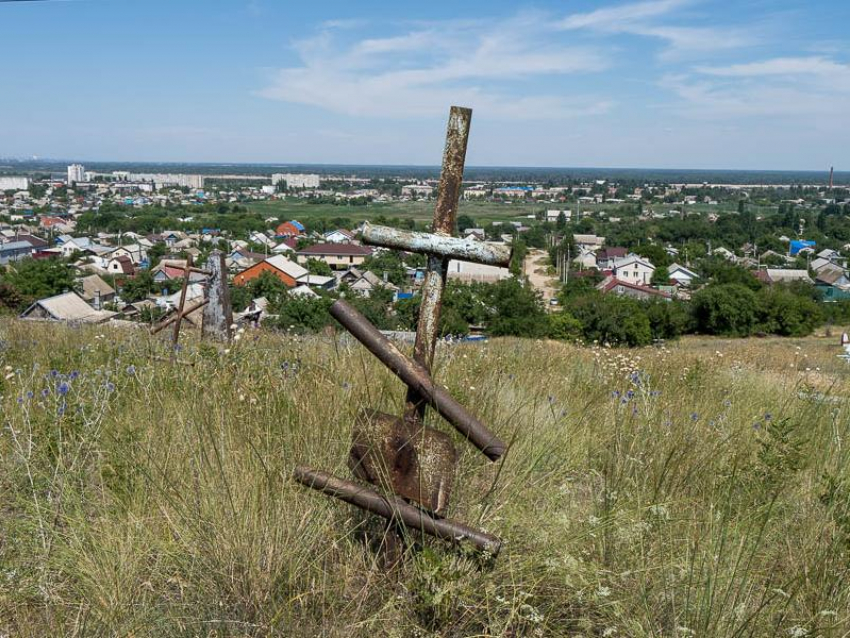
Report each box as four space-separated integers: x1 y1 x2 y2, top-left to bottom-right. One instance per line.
830 166 834 190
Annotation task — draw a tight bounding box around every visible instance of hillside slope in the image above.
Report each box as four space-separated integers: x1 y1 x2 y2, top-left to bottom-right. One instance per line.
1 320 849 636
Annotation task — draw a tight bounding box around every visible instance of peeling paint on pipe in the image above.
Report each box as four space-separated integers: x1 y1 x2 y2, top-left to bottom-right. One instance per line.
361 223 512 267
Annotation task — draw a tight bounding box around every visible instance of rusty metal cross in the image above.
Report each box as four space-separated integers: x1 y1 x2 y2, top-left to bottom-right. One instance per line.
294 106 511 560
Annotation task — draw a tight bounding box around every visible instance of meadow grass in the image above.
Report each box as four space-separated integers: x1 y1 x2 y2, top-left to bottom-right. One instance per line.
1 319 849 636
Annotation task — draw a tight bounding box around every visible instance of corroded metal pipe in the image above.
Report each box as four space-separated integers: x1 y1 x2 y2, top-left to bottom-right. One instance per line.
361 223 512 267
293 466 501 555
406 106 473 424
330 300 507 461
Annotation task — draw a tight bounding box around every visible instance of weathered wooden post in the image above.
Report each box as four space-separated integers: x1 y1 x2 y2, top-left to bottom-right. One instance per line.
202 249 233 342
293 106 511 564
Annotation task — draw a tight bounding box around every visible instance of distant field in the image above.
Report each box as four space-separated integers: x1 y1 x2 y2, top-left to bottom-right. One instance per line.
247 199 547 225
2 319 850 635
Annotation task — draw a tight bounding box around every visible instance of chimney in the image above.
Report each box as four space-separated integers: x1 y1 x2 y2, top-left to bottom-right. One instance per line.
383 271 388 283
94 289 102 310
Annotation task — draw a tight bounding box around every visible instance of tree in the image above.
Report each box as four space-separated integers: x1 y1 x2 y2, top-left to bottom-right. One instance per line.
556 211 566 229
457 215 475 233
691 284 758 336
481 278 549 338
756 287 821 336
570 294 652 347
1 258 75 306
305 258 333 277
548 311 582 342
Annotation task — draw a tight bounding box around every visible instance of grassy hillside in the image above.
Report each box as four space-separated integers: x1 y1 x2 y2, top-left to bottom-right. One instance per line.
1 320 849 636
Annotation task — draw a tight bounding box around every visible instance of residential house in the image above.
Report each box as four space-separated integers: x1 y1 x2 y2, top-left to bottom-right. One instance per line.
667 263 699 286
711 247 737 262
611 254 655 286
296 243 373 270
447 260 511 283
337 268 399 298
323 229 356 244
597 276 671 301
596 247 628 269
574 234 606 253
106 255 135 277
0 240 34 265
20 291 116 324
816 267 850 301
233 255 309 287
151 260 208 284
756 269 813 285
78 274 116 309
275 220 305 238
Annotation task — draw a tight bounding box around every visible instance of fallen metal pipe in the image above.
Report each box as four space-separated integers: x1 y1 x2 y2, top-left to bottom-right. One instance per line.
293 466 501 555
330 300 507 461
361 223 512 267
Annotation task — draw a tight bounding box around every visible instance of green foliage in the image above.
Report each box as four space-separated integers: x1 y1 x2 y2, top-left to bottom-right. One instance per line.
119 270 156 303
0 258 75 309
755 286 821 336
269 295 334 334
305 258 333 277
570 294 652 347
691 284 758 337
644 298 694 340
481 278 549 338
361 250 408 286
548 311 582 342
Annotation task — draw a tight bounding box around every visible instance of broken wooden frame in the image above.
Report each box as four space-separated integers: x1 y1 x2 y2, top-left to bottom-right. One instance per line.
149 250 232 351
293 106 511 559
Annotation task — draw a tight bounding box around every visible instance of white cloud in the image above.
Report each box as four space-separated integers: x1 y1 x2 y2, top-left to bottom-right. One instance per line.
557 0 756 58
696 56 850 78
258 16 611 119
558 0 691 30
660 54 850 119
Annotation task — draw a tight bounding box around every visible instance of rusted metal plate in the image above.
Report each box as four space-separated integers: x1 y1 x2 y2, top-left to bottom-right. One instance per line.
349 409 456 516
360 223 512 267
293 466 501 555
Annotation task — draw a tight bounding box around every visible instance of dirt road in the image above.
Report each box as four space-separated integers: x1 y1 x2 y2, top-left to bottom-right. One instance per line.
523 249 560 304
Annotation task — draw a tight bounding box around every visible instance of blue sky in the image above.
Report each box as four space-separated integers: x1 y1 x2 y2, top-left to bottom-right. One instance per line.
1 0 848 169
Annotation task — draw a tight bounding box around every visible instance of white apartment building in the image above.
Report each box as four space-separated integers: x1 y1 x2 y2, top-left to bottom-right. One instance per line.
272 173 320 189
0 176 30 191
67 164 85 185
130 173 204 189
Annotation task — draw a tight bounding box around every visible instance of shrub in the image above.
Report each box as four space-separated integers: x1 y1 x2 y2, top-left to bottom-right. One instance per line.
691 284 758 337
548 311 583 342
756 287 822 336
570 294 652 347
643 299 694 340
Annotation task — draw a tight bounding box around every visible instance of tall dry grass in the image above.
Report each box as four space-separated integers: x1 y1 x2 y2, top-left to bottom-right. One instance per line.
0 319 849 636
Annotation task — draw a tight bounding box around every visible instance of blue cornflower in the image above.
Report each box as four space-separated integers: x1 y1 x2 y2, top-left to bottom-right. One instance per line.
612 390 621 398
16 397 23 405
105 382 116 393
41 388 49 397
764 413 772 421
691 413 699 422
650 390 661 397
58 404 66 416
69 371 79 380
58 382 70 396
26 391 33 399
50 370 59 378
126 365 136 376
626 390 635 399
548 395 555 404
